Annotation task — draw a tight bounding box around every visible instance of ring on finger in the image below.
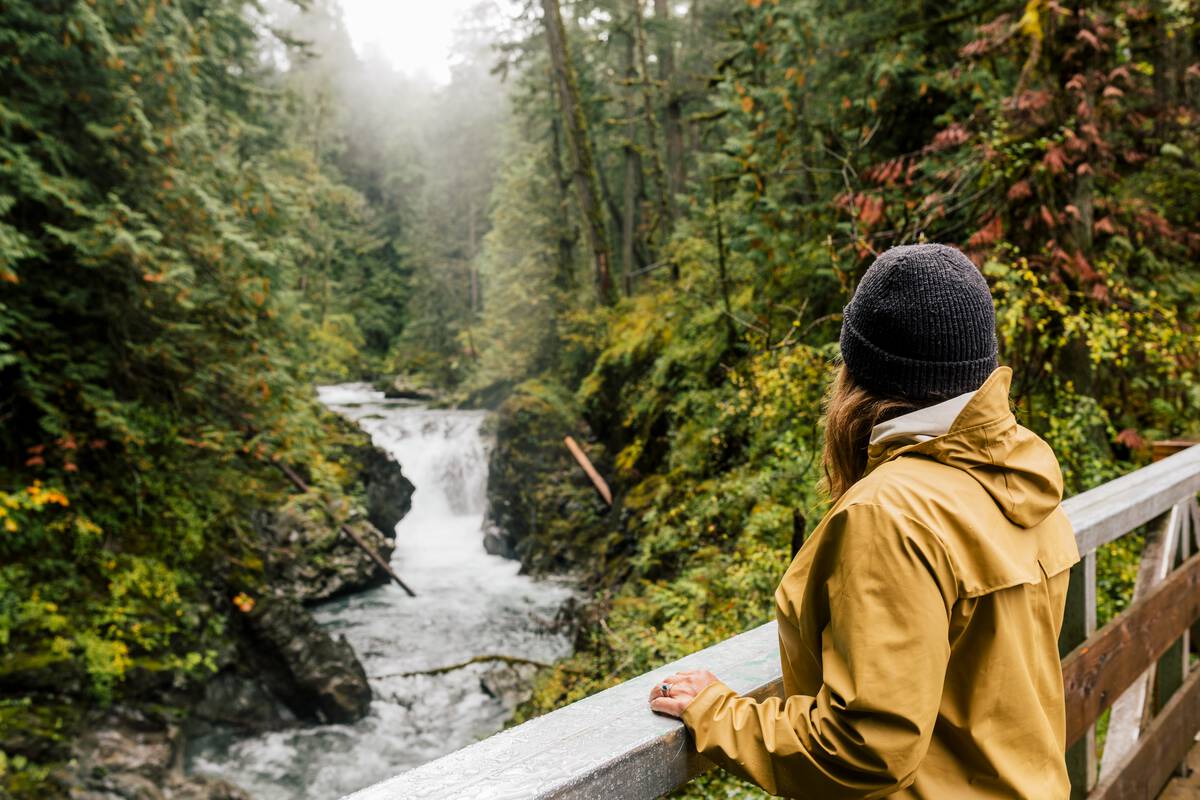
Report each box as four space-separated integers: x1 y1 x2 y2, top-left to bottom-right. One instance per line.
659 682 671 697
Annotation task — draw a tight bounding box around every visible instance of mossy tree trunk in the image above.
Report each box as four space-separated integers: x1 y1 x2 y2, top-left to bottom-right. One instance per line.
541 0 615 305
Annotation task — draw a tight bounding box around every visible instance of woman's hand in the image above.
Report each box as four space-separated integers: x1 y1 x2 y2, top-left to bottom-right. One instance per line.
648 669 719 718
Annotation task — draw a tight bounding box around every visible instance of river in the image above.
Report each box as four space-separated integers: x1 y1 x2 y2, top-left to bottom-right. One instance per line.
189 384 574 799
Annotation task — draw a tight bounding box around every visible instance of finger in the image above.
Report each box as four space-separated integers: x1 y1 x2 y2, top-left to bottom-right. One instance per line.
650 696 690 718
648 679 673 703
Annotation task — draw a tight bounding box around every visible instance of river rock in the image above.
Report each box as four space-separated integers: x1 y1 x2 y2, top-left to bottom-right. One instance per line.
479 662 540 711
379 374 436 401
191 670 294 732
242 596 372 724
54 708 252 800
484 380 610 575
253 493 396 604
354 442 415 536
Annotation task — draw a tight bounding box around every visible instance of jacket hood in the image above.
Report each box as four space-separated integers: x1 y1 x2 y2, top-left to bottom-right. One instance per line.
865 367 1063 528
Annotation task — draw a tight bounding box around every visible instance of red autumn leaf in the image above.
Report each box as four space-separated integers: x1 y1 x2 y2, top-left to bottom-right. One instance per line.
1094 216 1117 235
1007 180 1032 201
1077 29 1102 50
1073 251 1098 281
1064 204 1081 221
24 455 45 467
929 124 969 151
1090 282 1109 302
858 194 885 227
1040 205 1056 228
1043 146 1067 174
1116 428 1145 450
1102 85 1124 99
961 39 991 58
968 215 1004 248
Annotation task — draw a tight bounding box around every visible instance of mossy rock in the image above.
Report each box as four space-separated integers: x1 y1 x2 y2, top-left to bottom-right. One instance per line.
484 379 612 575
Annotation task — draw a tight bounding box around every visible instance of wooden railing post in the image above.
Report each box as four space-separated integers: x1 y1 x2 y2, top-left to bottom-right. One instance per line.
1097 506 1180 782
1061 551 1098 798
1155 502 1192 780
1191 499 1200 649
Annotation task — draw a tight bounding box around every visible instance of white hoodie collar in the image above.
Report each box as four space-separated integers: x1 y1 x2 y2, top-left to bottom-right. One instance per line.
869 390 977 448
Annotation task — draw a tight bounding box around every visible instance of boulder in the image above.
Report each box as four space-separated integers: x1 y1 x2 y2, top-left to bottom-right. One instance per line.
54 708 252 800
484 380 610 575
479 662 540 712
191 670 294 732
242 596 372 724
379 374 435 401
253 494 396 604
356 443 414 536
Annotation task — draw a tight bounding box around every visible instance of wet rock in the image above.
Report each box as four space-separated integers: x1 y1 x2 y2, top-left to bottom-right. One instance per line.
254 420 414 603
242 596 372 724
192 671 293 732
55 708 252 800
253 494 396 604
379 374 436 401
484 380 610 575
479 662 540 712
355 443 415 536
481 521 516 560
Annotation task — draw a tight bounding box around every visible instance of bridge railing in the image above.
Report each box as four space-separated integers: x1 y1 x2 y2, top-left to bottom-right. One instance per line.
345 444 1200 800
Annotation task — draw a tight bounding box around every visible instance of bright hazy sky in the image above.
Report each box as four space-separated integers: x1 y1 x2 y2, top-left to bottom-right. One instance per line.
338 0 486 84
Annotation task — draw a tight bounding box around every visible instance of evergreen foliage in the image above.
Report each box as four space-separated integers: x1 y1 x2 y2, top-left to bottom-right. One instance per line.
0 1 411 791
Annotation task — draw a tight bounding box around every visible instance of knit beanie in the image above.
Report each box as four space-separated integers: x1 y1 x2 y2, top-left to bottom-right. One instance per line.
839 243 998 402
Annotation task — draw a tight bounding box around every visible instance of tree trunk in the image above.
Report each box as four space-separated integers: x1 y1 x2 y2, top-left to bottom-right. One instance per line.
547 71 577 292
541 0 615 304
632 0 672 248
654 0 685 213
621 29 639 295
467 195 479 314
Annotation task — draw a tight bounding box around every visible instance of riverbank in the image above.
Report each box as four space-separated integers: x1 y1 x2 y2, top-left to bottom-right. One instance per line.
1 395 415 800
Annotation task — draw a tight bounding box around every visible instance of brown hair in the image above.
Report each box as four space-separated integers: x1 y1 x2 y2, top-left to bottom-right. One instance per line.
821 365 918 503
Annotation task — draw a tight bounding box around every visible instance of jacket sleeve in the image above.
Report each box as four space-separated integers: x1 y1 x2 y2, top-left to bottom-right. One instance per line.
681 503 957 799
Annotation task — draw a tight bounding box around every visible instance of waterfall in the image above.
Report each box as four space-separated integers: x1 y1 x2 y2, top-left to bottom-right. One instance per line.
188 385 573 799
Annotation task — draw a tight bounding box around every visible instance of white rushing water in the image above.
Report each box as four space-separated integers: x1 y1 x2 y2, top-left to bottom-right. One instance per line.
189 384 574 799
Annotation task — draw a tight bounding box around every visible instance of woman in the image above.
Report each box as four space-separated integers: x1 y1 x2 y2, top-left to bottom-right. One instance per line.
649 244 1079 799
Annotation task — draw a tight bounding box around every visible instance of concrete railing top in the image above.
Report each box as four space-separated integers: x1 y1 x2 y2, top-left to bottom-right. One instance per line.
345 444 1200 800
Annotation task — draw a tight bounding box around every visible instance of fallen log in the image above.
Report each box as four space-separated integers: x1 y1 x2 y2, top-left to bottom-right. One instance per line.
276 462 417 598
564 435 613 506
372 654 578 680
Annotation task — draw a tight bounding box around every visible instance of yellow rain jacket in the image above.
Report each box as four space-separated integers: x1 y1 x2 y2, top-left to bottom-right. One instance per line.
682 367 1079 798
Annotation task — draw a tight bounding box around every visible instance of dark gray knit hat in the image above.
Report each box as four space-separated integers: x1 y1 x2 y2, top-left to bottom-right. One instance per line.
839 243 998 402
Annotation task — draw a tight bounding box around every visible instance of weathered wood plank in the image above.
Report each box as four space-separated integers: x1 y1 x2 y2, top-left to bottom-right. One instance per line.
1062 549 1200 745
1097 505 1181 782
1089 662 1200 800
1155 510 1188 721
1061 552 1098 797
1068 445 1200 555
